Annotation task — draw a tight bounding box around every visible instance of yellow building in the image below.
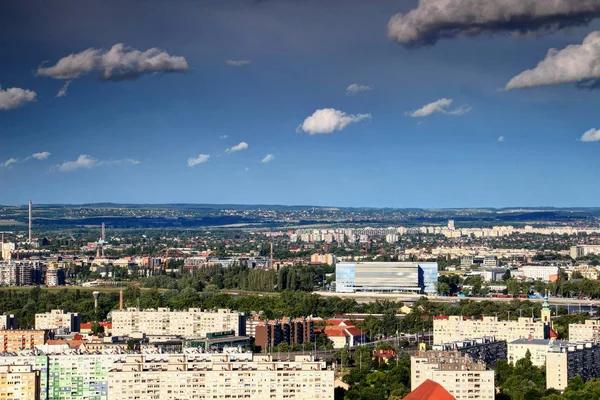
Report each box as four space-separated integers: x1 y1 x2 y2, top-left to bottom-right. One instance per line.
0 330 47 353
0 364 40 400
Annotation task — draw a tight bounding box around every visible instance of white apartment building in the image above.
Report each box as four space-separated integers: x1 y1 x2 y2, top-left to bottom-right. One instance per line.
111 308 245 337
521 265 559 282
569 319 600 342
546 342 600 391
507 339 570 367
433 316 546 345
411 351 495 400
107 354 334 400
570 245 600 260
35 309 80 333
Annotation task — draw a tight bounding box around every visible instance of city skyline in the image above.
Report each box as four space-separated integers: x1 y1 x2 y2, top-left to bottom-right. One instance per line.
2 0 600 207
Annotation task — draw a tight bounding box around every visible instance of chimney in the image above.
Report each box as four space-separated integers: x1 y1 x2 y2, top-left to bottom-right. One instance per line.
28 200 32 243
119 289 123 311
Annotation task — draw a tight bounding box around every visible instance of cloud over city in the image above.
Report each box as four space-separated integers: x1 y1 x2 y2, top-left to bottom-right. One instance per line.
226 142 249 153
0 86 37 110
581 128 600 142
226 60 251 67
36 43 189 81
407 98 471 117
1 152 52 168
388 0 600 47
298 108 371 135
506 31 600 90
261 154 275 163
56 155 140 172
346 84 372 96
187 154 210 167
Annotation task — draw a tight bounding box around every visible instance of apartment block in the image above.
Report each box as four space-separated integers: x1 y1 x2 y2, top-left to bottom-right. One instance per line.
48 354 124 400
411 351 495 400
0 364 40 400
546 342 600 391
568 319 600 342
35 309 80 333
0 314 18 330
254 317 314 351
432 336 507 367
0 330 47 353
507 339 571 367
433 316 546 345
111 308 246 337
107 353 334 400
570 245 600 259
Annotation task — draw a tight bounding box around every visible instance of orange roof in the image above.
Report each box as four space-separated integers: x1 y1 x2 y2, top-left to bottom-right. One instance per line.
403 380 456 400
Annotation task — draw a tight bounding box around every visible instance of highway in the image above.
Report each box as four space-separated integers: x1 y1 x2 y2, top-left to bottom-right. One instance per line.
314 291 599 306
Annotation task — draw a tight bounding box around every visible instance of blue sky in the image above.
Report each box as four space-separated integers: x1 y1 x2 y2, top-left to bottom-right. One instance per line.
1 0 599 208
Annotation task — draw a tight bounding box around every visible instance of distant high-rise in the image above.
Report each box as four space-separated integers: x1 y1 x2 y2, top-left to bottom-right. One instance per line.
447 219 455 230
28 200 32 243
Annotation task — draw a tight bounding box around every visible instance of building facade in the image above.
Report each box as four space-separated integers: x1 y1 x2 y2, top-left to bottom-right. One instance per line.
432 337 507 367
568 319 600 342
111 308 246 337
107 354 334 400
35 310 80 333
0 330 47 353
433 316 546 345
570 245 600 259
546 342 600 390
335 262 438 294
254 317 314 351
0 314 18 330
0 364 40 400
411 351 495 400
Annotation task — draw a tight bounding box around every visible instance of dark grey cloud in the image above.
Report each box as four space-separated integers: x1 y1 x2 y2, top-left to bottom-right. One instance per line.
388 0 600 47
36 43 190 81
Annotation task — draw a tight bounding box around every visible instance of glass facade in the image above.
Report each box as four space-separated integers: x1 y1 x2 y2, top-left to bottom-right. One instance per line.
418 263 439 294
335 262 438 293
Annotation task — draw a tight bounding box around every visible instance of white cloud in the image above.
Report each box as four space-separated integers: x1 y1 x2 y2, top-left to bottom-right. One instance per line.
187 154 210 167
220 135 229 140
1 151 52 168
245 167 250 172
226 142 249 153
407 98 471 117
37 43 189 81
57 155 140 172
388 0 600 47
226 60 251 67
581 129 600 142
31 152 51 160
56 81 71 98
261 154 275 164
1 158 19 168
498 136 505 142
506 31 600 90
0 87 37 110
346 83 372 95
298 108 371 135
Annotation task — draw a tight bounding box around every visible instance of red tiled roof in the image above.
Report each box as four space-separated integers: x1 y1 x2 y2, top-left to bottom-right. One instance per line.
403 380 456 400
324 328 348 337
344 327 364 337
549 327 559 339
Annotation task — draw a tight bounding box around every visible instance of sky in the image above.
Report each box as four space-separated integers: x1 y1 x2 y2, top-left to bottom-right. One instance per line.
1 0 600 208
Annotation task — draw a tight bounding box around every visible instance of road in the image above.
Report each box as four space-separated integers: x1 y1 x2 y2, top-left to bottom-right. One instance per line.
314 291 599 306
